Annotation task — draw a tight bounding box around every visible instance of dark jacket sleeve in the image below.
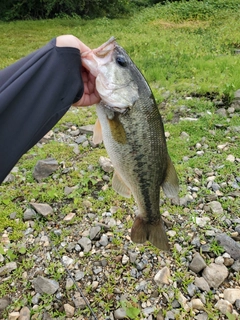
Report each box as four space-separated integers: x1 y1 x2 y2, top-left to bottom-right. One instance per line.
0 38 84 183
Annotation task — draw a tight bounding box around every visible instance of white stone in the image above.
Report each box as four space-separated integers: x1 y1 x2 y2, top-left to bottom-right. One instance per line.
154 267 170 285
215 299 233 315
226 154 235 162
224 288 240 304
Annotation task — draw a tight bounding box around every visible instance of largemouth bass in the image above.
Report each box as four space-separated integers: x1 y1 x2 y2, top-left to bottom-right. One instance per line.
82 37 179 250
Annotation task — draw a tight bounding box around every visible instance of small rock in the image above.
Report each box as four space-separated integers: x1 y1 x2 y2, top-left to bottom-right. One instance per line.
178 292 190 312
73 296 87 309
89 226 101 240
194 277 210 292
129 251 138 263
216 233 240 260
224 289 240 304
0 262 17 276
99 234 108 246
187 283 197 297
195 217 210 227
8 312 20 320
33 158 58 181
99 156 114 173
63 212 75 221
202 263 228 288
75 270 85 281
154 266 170 285
78 237 92 252
64 304 75 317
215 299 233 315
232 260 240 272
122 254 129 265
19 306 30 320
226 154 235 162
23 208 36 221
62 255 74 266
30 203 53 217
208 201 223 214
64 185 78 196
114 307 127 319
191 298 205 310
189 253 207 273
216 108 227 117
0 297 11 311
32 276 59 294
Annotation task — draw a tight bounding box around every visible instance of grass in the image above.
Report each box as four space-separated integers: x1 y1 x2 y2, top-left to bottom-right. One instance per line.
0 1 240 319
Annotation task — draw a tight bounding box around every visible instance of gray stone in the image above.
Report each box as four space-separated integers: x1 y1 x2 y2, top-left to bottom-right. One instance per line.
224 288 240 304
194 312 208 320
232 260 240 271
189 253 207 273
0 297 11 311
216 233 240 260
23 208 36 221
216 108 227 117
65 278 74 290
32 276 59 294
208 201 223 214
187 283 197 297
30 202 53 217
0 262 17 276
75 135 87 144
194 277 210 292
99 156 114 173
75 270 85 281
62 255 74 266
235 299 240 310
114 307 127 319
99 234 109 246
129 251 138 263
78 237 92 252
19 306 30 320
89 226 101 240
79 124 94 134
154 266 170 285
202 263 228 288
215 299 233 315
64 304 75 317
33 158 58 181
73 296 86 309
31 293 41 305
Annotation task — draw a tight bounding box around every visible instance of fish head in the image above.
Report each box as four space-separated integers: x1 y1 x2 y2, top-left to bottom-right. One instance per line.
81 37 140 112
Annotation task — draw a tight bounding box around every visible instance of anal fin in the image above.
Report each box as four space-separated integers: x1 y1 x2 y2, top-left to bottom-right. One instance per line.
162 154 179 199
93 118 103 145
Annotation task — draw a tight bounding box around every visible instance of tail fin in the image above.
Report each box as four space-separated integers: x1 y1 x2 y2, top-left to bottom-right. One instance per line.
131 216 170 251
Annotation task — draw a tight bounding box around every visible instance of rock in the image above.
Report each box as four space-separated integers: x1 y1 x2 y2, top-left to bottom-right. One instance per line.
216 233 240 260
89 226 101 240
194 312 208 320
215 299 233 315
19 306 30 320
236 299 240 310
75 135 87 144
0 262 17 276
99 156 114 173
178 292 190 312
216 108 227 117
63 212 75 221
8 312 20 320
232 260 240 272
99 234 108 246
66 278 74 290
202 263 228 288
0 297 11 311
189 253 207 273
129 251 138 263
32 276 59 294
195 217 210 227
23 208 36 221
64 304 75 317
226 154 235 162
114 307 127 319
194 277 210 292
190 298 205 310
30 203 53 217
73 296 86 309
79 124 94 134
224 289 240 304
122 254 129 265
187 283 197 297
64 185 78 196
62 255 74 266
154 266 170 285
78 237 92 252
31 293 41 305
208 201 223 214
33 158 58 181
75 270 85 281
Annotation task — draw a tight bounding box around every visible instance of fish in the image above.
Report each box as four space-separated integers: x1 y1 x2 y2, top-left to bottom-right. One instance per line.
81 37 179 250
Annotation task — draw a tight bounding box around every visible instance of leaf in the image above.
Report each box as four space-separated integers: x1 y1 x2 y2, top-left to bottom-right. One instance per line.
126 306 140 319
0 245 5 255
18 246 26 254
6 249 17 261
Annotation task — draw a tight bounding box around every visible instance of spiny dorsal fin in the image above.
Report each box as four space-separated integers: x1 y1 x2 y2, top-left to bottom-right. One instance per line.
162 154 179 199
93 118 103 145
112 171 131 198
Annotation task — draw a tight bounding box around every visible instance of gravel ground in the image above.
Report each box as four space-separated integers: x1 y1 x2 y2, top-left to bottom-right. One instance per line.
0 92 240 320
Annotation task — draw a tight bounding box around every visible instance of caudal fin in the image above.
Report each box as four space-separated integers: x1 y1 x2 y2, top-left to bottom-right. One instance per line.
131 216 170 251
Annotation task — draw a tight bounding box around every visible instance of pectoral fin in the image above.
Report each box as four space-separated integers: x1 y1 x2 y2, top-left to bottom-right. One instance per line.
162 154 179 199
93 118 103 144
112 171 131 198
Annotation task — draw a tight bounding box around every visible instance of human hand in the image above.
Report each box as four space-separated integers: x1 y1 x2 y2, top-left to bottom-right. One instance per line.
56 35 101 107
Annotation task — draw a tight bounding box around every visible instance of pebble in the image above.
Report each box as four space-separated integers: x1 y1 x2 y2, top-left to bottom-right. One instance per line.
99 234 109 246
114 307 127 319
78 237 92 252
129 251 138 263
224 288 240 304
215 299 233 315
99 156 114 173
89 226 101 240
0 297 11 311
33 158 58 181
32 276 59 294
208 201 223 214
202 263 228 288
30 202 53 217
215 233 240 260
64 304 75 317
154 266 170 285
194 277 210 292
75 270 84 281
189 253 206 273
8 312 20 320
226 154 235 162
191 298 205 310
63 212 75 221
19 306 30 320
195 217 210 227
75 135 87 144
122 254 129 265
62 255 74 266
23 208 37 221
0 262 17 276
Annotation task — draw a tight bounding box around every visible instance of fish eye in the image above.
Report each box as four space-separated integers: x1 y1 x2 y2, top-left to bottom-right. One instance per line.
116 55 127 67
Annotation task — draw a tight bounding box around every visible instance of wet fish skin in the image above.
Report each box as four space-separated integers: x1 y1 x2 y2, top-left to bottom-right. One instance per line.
83 38 179 250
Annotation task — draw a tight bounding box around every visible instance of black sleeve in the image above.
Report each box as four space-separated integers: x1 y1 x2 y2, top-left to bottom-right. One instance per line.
0 38 84 183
